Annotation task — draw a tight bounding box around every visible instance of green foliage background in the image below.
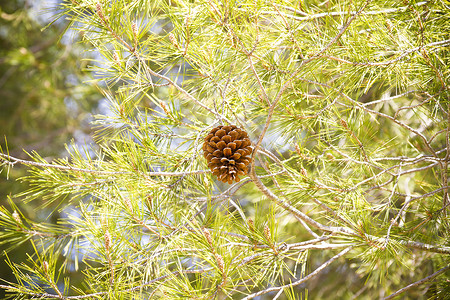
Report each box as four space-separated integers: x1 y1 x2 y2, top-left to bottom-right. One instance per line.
0 0 449 299
0 0 100 297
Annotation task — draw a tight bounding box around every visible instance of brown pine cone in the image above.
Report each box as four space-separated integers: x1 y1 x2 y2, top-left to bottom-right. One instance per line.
203 125 252 184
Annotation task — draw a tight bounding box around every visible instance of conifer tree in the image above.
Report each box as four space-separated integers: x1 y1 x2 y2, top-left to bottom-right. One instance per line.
1 0 449 299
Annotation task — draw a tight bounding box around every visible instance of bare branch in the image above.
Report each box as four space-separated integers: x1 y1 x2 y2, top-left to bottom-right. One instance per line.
383 265 450 300
242 247 353 299
248 169 355 235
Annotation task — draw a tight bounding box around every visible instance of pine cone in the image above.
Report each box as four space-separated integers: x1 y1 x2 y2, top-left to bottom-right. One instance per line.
203 125 252 184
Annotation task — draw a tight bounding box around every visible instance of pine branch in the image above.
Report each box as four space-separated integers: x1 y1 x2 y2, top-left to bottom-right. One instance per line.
0 153 123 175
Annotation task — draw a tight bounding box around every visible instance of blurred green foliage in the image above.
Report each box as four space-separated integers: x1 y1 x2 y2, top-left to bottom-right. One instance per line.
0 0 100 297
0 0 99 159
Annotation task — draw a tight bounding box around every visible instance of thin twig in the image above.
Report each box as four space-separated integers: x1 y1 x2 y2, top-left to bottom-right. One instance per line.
383 265 450 300
269 2 427 21
323 39 450 67
242 247 353 299
0 153 210 177
400 240 450 255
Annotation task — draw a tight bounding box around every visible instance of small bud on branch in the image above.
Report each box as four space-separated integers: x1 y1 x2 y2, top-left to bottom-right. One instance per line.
104 230 111 252
168 32 180 49
42 261 49 274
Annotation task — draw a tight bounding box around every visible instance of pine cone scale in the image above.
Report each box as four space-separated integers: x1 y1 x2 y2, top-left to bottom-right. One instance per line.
216 141 226 149
222 135 232 143
232 153 241 160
